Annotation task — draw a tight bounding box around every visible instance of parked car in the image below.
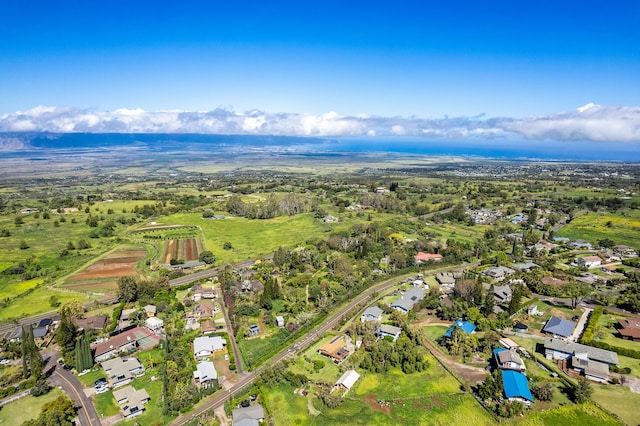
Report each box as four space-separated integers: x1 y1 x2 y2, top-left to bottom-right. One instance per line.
94 378 108 389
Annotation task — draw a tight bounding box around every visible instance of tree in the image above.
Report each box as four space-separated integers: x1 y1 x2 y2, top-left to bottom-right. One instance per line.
117 276 139 302
21 326 28 378
573 377 593 403
199 250 216 264
483 284 495 315
14 216 23 226
58 300 84 319
23 395 76 426
531 381 554 401
565 281 591 309
508 283 524 315
55 317 77 365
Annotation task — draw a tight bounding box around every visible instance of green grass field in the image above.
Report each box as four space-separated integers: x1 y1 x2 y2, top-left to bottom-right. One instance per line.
515 403 622 426
0 388 65 425
592 384 640 426
0 278 43 299
555 210 640 247
595 313 640 353
0 287 87 322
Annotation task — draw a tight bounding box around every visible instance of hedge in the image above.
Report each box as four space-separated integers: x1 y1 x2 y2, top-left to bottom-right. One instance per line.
581 305 640 359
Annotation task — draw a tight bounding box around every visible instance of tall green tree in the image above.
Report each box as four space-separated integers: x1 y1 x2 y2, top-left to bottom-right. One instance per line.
21 326 28 378
55 317 77 365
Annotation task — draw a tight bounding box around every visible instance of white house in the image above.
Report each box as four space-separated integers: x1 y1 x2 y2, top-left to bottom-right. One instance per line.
145 317 164 335
576 256 602 268
193 336 226 360
376 324 402 342
193 361 218 388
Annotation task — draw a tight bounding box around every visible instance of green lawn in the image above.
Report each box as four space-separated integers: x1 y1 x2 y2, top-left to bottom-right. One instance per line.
592 384 640 426
0 278 43 299
516 403 622 426
0 387 65 425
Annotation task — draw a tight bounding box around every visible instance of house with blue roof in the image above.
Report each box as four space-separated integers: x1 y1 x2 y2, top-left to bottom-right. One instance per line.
444 319 476 338
502 370 533 405
542 316 576 339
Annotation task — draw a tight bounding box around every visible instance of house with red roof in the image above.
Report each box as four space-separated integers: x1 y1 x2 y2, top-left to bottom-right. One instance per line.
414 252 442 264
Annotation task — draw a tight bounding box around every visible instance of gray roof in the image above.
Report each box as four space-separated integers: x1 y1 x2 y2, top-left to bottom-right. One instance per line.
378 324 402 336
362 306 383 319
542 316 576 338
544 338 618 365
232 404 265 423
193 361 217 382
391 287 426 312
193 336 225 355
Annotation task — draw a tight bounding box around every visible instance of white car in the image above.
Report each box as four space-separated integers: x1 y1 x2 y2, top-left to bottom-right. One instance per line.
0 359 10 365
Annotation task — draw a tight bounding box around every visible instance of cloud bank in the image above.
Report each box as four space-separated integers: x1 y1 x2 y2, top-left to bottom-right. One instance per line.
1 103 639 142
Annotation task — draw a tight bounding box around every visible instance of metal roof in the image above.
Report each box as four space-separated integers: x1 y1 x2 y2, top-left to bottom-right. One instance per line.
502 370 533 402
544 338 619 365
542 316 576 338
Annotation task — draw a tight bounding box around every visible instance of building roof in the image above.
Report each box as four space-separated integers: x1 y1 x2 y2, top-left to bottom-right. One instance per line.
73 315 108 330
113 385 150 404
502 370 533 402
378 324 402 336
336 369 360 390
542 316 576 338
513 322 528 330
445 319 476 337
494 348 524 366
193 335 226 355
144 305 157 315
145 317 163 328
584 359 610 379
101 357 143 379
513 262 539 271
362 306 383 319
37 318 52 328
193 361 217 382
200 320 216 333
435 272 456 285
544 338 619 365
579 256 602 263
499 338 519 349
120 308 137 321
232 404 265 423
93 327 159 358
33 326 48 339
415 252 442 262
319 336 346 355
391 287 426 312
618 319 640 339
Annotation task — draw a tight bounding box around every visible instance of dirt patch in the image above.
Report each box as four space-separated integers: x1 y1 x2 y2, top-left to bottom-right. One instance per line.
549 308 570 319
423 337 489 384
363 394 392 415
67 248 146 283
430 396 447 409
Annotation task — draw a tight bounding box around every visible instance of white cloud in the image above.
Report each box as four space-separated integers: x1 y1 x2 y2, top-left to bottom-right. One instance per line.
0 104 639 142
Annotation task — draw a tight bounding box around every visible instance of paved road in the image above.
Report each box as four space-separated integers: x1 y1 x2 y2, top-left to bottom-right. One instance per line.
43 349 102 426
170 262 476 425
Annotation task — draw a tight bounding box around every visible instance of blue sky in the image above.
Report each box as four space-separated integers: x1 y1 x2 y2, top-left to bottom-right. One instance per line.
0 1 639 141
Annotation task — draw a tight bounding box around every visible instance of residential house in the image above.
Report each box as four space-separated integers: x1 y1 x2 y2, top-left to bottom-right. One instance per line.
143 305 156 317
376 324 402 342
513 262 539 271
193 336 226 360
202 287 215 299
193 361 218 388
92 327 160 362
391 287 426 314
542 316 576 339
532 241 559 252
101 357 145 388
435 272 456 290
501 370 533 405
492 284 512 304
493 348 526 372
617 318 640 342
275 316 285 327
145 317 164 335
32 326 48 341
445 319 476 338
483 266 515 280
360 306 383 323
334 370 360 393
118 308 137 328
318 336 350 364
192 284 204 302
200 320 217 334
576 256 602 268
414 252 443 264
570 240 593 250
232 404 265 426
112 385 150 419
249 324 260 336
614 245 638 258
544 338 618 382
73 315 108 331
193 300 216 319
